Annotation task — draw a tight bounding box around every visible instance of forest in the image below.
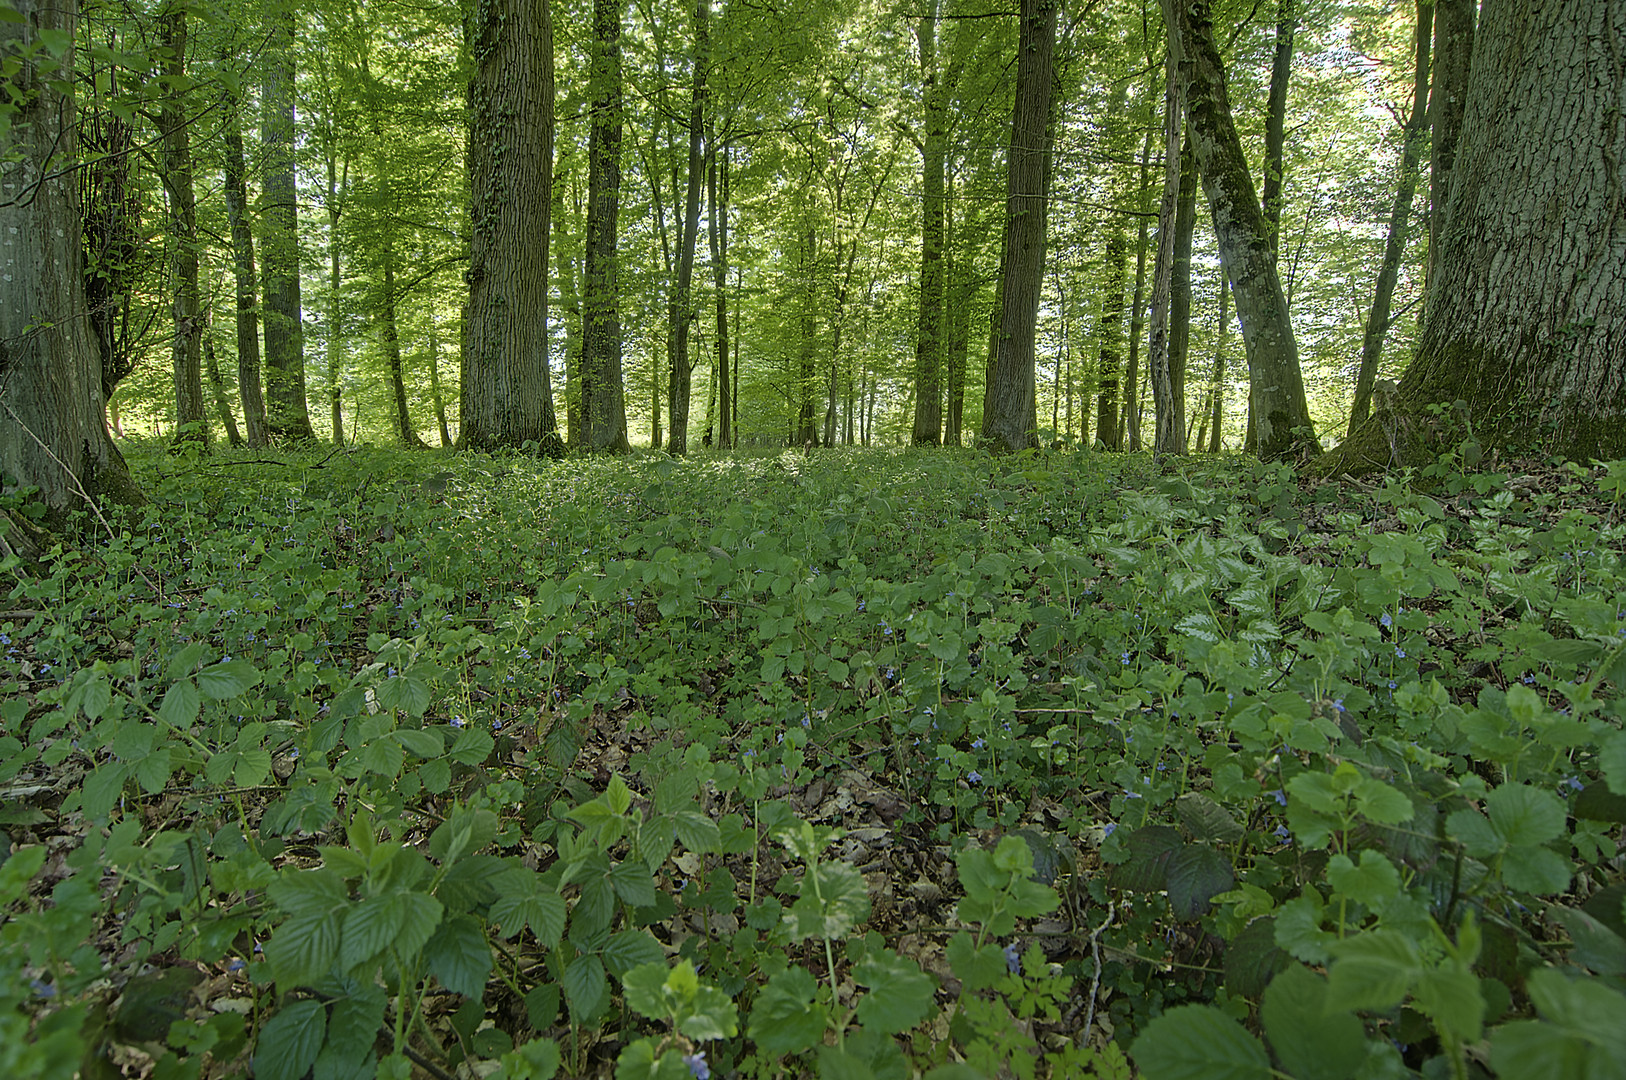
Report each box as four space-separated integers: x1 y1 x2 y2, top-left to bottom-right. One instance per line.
2 0 1625 1075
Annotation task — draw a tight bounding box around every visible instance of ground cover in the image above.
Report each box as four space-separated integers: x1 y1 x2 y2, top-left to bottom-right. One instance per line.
3 444 1625 1079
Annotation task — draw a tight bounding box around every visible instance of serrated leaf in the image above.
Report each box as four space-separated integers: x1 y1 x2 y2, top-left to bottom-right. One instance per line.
1325 931 1419 1012
1486 783 1566 846
783 862 870 941
394 728 443 759
235 748 273 787
321 978 387 1072
256 1000 327 1080
158 679 201 729
1224 917 1288 998
1110 825 1183 893
1175 792 1244 843
1275 894 1335 965
610 860 658 907
602 930 666 977
1260 965 1365 1080
1131 1004 1270 1080
197 659 263 699
1501 844 1571 894
340 893 406 971
672 810 721 853
1352 776 1413 825
81 762 130 821
1446 807 1502 857
1326 850 1401 908
424 914 491 998
748 965 826 1056
563 953 608 1022
946 930 1007 993
1574 782 1626 824
1167 843 1233 920
1413 959 1484 1042
853 950 936 1035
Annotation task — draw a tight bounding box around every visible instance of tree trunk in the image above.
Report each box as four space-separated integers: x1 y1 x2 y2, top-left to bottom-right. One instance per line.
668 0 709 457
944 170 970 446
1261 0 1296 251
1349 0 1432 438
709 144 730 451
462 0 560 453
1321 0 1626 473
324 141 348 447
0 0 141 542
1177 0 1319 460
912 0 947 446
795 226 820 446
260 9 315 443
1170 140 1197 443
553 149 583 447
160 2 207 451
1149 19 1187 457
222 100 268 448
1094 228 1129 449
380 256 425 448
1122 123 1155 451
983 0 1057 454
1209 253 1231 452
583 0 630 453
203 318 244 448
1427 0 1475 293
428 318 452 447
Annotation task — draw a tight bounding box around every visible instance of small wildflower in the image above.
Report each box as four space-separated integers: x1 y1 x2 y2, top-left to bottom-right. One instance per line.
1387 680 1398 690
1003 942 1022 974
972 738 985 750
1268 789 1287 806
1101 822 1117 837
451 716 465 728
684 1052 710 1080
1121 652 1132 665
1273 824 1292 844
967 770 982 783
1522 673 1536 684
1395 647 1406 659
1380 612 1392 628
1560 776 1584 793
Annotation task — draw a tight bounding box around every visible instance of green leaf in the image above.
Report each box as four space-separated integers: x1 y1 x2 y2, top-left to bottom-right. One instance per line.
1326 850 1401 909
341 891 442 971
562 953 608 1022
158 679 201 729
1224 917 1288 998
673 810 722 853
1131 1005 1270 1080
602 930 667 977
1412 959 1484 1043
679 983 738 1041
1351 776 1413 825
80 762 129 820
1166 843 1233 920
254 999 326 1080
1445 807 1502 858
946 930 1007 993
424 914 491 998
1260 965 1365 1080
1557 905 1626 975
621 961 670 1022
748 966 827 1056
320 978 387 1073
267 913 343 987
1275 893 1336 965
1175 792 1244 844
1501 844 1572 894
1325 931 1420 1012
610 861 658 907
394 728 443 759
1599 730 1626 794
197 659 263 699
783 862 870 941
853 949 936 1035
1485 783 1566 846
500 1037 561 1080
1109 825 1183 893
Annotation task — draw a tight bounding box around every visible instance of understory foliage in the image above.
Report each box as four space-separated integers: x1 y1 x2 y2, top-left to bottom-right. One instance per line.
3 444 1626 1079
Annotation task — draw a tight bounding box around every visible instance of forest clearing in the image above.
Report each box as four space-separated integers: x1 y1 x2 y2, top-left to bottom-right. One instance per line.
3 0 1625 1074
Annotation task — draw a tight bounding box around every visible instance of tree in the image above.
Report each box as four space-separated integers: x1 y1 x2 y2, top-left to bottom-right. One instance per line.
1174 0 1319 460
1322 0 1626 472
221 87 269 447
1 0 140 547
983 0 1057 454
582 0 630 453
260 5 316 442
667 0 709 457
461 0 560 452
158 0 207 449
910 0 946 446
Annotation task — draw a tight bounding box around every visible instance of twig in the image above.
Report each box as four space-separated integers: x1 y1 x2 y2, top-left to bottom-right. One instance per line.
1082 900 1116 1041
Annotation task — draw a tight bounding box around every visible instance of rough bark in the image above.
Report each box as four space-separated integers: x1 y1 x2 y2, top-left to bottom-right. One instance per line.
553 151 582 447
583 0 630 453
1208 253 1231 452
1349 0 1431 438
1170 140 1197 443
80 80 144 404
159 2 207 451
984 0 1057 454
794 226 819 447
1177 0 1319 460
1261 0 1296 251
461 0 561 453
1427 0 1475 292
324 145 347 447
0 0 141 540
912 0 947 446
1321 0 1626 473
668 0 709 457
1149 15 1187 457
222 101 268 447
709 144 730 451
260 9 315 443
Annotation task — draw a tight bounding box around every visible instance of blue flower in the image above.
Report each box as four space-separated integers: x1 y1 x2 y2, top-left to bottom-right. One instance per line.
1395 647 1406 658
967 771 982 784
1268 789 1287 806
684 1051 710 1080
1380 612 1392 628
1522 674 1536 684
1101 822 1117 837
1003 942 1022 974
1273 824 1292 843
971 738 985 750
1121 652 1132 665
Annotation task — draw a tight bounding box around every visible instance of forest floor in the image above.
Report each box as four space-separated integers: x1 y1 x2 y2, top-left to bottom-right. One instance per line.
3 441 1625 1080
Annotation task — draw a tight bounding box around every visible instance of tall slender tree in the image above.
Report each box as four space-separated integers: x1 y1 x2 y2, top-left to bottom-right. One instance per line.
159 0 206 449
583 0 630 452
911 0 947 446
260 5 315 442
221 85 268 447
667 0 709 456
983 0 1057 453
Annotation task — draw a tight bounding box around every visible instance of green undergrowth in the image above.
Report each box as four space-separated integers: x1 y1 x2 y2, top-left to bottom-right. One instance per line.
3 443 1626 1079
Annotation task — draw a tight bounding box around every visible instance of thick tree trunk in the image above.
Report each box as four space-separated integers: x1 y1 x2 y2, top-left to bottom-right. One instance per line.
1178 0 1319 460
1427 0 1475 292
222 103 268 448
462 0 560 453
1149 21 1187 457
795 227 819 447
583 0 630 453
427 319 452 447
160 2 207 451
1170 141 1197 442
0 0 141 541
912 1 947 446
668 0 709 457
1322 0 1626 473
260 10 315 443
1349 0 1432 438
983 0 1057 454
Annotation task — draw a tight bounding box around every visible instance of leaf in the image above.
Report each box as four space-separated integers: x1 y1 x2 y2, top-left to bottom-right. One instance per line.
1223 917 1288 999
424 914 491 998
1260 965 1365 1080
340 893 405 971
81 762 129 820
1166 843 1233 920
562 953 608 1023
610 860 658 907
946 930 1007 993
1352 776 1413 825
853 950 937 1035
672 810 722 853
158 679 201 729
1600 730 1626 794
1130 1005 1271 1080
748 966 827 1056
1501 844 1572 894
394 728 443 759
267 913 343 988
320 978 387 1073
1110 825 1183 893
1574 782 1626 824
1325 931 1420 1013
679 983 738 1041
254 999 326 1080
1485 783 1566 846
783 862 870 941
1325 850 1401 908
197 659 263 699
1412 959 1484 1043
1175 792 1244 844
1445 807 1502 858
